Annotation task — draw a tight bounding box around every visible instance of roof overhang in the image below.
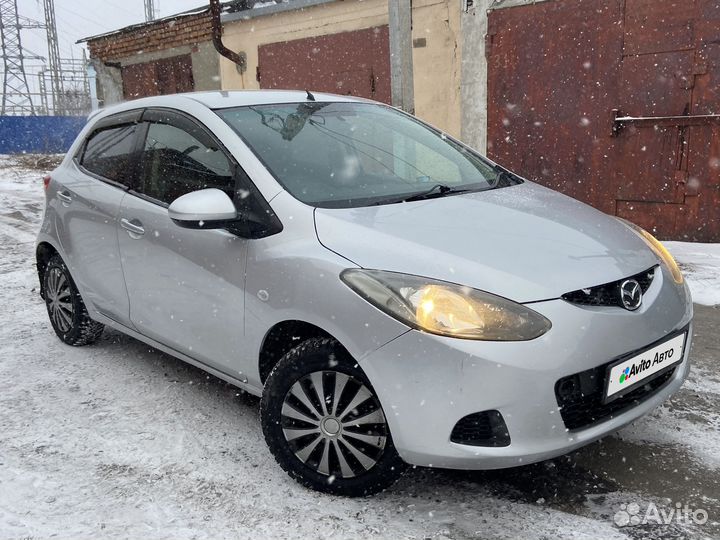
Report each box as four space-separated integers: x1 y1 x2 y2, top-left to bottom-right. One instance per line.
221 0 339 23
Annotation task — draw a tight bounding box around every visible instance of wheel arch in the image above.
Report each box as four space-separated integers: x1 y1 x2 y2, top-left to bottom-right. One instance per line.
259 320 350 384
36 241 59 299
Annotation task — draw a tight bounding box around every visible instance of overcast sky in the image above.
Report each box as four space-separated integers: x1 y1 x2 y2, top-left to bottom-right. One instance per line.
20 0 205 62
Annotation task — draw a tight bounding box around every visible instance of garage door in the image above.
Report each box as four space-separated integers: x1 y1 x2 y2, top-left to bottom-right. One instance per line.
257 26 391 104
486 0 720 241
122 54 195 100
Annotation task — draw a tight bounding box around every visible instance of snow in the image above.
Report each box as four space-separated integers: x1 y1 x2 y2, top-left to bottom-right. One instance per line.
665 241 720 306
620 403 720 469
1 155 719 539
615 114 720 122
252 0 288 9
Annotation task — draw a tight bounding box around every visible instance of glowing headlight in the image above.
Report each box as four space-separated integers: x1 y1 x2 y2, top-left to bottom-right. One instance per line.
341 269 551 341
619 219 684 284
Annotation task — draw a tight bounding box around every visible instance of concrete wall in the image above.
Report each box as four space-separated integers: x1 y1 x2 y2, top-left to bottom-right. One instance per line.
460 0 492 153
412 0 462 137
191 42 223 91
459 0 538 153
91 60 124 107
220 0 463 137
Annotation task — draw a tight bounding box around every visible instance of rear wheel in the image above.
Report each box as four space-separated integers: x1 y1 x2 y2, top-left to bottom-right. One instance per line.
43 254 104 346
261 338 406 496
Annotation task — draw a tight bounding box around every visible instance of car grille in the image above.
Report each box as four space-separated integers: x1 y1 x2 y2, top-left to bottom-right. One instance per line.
555 362 676 431
450 410 510 447
561 266 656 307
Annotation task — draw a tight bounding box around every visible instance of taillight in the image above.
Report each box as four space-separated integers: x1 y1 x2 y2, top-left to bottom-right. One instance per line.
43 175 51 191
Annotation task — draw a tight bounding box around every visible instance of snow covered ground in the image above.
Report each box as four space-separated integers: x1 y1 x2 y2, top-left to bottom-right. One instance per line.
1 155 719 540
666 241 720 307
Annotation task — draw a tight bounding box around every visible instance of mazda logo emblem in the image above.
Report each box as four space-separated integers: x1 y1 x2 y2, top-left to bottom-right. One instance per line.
620 279 642 311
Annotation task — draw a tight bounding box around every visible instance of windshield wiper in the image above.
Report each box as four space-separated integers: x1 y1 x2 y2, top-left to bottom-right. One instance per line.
376 184 471 205
403 184 452 201
492 167 519 188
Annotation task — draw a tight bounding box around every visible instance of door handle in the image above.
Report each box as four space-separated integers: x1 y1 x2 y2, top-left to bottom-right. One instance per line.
120 218 145 237
57 191 72 205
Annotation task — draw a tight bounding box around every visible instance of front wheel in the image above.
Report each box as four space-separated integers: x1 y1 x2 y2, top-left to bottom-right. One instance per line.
261 338 406 496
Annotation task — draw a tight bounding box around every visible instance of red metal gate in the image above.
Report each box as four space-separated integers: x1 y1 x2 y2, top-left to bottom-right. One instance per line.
487 0 720 241
257 26 391 104
122 54 195 100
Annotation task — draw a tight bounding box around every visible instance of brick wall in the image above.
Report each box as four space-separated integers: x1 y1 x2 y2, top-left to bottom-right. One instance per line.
86 11 214 62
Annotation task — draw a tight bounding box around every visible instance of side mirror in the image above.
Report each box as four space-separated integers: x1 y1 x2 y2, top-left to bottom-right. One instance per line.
168 188 237 229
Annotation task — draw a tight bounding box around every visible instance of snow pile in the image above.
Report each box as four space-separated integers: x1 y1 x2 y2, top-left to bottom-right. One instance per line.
665 241 720 306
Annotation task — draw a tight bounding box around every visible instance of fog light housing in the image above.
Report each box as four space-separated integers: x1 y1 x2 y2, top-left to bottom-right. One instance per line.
450 410 510 447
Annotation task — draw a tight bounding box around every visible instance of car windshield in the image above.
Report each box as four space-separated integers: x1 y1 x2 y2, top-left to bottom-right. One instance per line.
216 102 520 208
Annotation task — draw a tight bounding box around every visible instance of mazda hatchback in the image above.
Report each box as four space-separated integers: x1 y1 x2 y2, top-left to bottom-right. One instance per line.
36 91 693 496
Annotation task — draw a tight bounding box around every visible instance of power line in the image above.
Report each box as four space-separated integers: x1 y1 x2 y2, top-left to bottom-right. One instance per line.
26 20 77 53
104 0 143 19
54 4 115 32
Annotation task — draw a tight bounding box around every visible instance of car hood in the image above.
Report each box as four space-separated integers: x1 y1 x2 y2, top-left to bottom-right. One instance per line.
314 182 658 303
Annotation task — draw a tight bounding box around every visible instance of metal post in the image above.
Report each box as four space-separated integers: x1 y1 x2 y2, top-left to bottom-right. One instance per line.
43 0 63 115
0 0 36 114
87 61 99 111
388 0 414 113
38 70 48 114
144 0 155 22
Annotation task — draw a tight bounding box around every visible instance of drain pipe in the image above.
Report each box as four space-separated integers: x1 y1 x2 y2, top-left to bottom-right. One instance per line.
209 0 245 68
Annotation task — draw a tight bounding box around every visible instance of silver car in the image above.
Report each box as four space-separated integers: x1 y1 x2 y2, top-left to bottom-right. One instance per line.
36 91 693 496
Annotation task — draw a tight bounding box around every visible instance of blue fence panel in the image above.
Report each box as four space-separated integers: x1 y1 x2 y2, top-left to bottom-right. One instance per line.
0 115 87 154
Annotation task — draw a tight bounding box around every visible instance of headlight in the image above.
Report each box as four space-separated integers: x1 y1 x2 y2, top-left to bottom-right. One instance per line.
618 219 684 284
340 269 551 341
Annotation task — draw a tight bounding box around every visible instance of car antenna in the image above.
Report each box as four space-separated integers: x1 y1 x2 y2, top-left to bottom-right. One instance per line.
306 90 316 102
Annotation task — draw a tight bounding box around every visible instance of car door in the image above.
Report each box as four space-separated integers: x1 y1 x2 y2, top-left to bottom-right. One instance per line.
117 108 249 378
57 110 143 325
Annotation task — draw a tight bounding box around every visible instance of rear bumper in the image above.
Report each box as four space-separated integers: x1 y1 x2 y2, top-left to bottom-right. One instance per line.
359 266 693 469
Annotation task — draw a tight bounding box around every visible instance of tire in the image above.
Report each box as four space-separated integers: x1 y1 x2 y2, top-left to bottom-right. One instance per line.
261 337 406 496
43 254 104 346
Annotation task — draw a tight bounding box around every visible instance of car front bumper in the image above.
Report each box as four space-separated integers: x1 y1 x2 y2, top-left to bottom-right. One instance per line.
359 266 693 469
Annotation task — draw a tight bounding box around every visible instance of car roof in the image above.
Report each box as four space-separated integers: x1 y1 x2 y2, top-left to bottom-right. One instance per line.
187 90 369 108
88 90 371 122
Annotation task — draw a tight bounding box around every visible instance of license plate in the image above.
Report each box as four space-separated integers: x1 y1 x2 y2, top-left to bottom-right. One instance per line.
605 332 686 402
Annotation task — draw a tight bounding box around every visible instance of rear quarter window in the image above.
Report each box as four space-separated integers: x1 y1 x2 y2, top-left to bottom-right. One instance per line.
80 124 139 186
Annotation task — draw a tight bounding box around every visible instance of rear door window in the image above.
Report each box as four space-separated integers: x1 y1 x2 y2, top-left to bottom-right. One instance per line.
80 124 139 186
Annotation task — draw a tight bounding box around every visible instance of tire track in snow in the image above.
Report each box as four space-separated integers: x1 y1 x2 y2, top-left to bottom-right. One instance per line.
0 214 36 244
